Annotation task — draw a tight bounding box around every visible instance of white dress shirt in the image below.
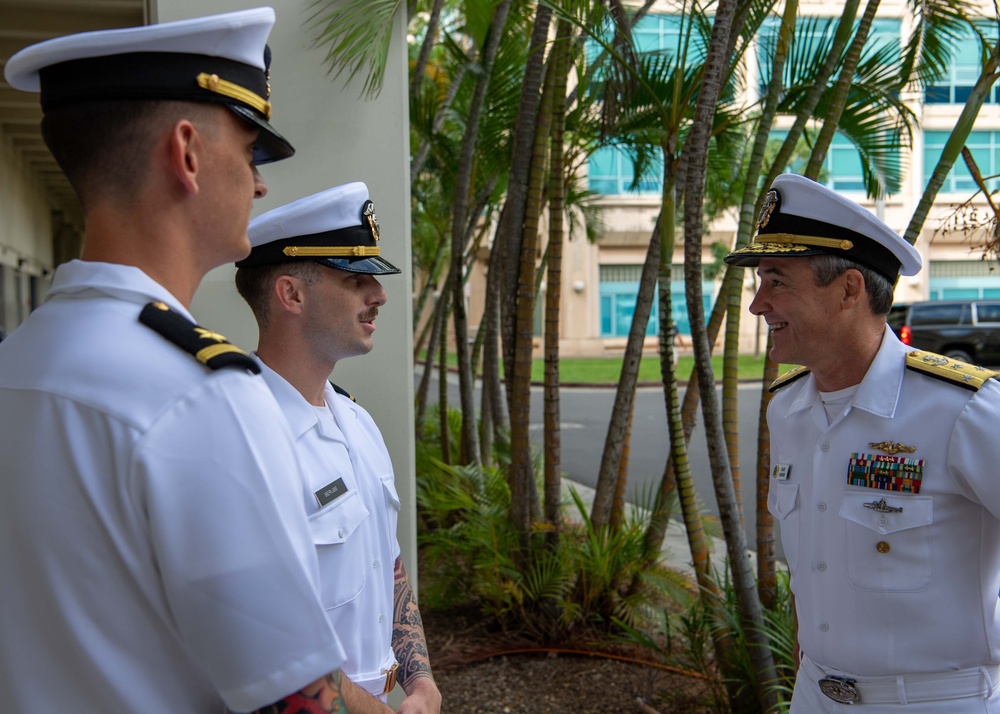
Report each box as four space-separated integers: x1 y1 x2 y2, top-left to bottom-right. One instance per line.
0 261 345 713
257 358 401 697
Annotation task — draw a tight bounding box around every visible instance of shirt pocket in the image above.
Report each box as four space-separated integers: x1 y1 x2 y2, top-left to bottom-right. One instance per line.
840 491 933 593
308 490 371 609
769 481 800 573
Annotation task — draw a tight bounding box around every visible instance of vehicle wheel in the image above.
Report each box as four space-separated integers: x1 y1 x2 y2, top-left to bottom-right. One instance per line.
945 349 973 364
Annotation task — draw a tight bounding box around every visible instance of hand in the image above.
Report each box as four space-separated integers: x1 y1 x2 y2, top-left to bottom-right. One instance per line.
396 676 441 714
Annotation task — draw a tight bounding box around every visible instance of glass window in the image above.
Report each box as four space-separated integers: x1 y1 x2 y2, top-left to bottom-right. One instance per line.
975 302 1000 323
924 130 1000 193
909 303 966 325
598 265 713 336
925 23 1000 105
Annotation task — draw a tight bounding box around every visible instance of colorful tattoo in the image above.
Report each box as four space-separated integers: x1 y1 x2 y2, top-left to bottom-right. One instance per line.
250 671 347 714
392 559 434 690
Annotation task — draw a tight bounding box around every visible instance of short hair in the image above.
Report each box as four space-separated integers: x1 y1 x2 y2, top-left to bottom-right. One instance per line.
40 99 219 209
810 254 895 315
235 260 324 330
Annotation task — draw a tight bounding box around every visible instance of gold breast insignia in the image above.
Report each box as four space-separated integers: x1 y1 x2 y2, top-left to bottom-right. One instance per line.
868 441 916 456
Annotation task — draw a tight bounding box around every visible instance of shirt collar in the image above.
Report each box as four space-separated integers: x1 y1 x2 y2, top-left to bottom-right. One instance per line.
252 354 320 439
46 259 192 319
783 324 906 420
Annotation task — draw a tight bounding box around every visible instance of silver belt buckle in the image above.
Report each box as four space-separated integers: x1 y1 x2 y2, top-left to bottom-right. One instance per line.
819 675 861 704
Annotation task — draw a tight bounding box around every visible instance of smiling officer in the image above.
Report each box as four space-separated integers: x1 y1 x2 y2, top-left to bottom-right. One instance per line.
726 174 1000 712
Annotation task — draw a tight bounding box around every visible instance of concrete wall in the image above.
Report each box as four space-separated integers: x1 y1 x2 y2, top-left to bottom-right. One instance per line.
0 135 53 333
155 0 417 631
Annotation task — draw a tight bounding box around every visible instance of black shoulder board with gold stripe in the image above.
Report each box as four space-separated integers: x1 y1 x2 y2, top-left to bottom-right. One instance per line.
139 302 259 374
768 365 810 393
330 381 357 403
905 350 998 391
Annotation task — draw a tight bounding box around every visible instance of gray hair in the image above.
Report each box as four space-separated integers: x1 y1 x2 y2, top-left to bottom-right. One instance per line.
809 254 895 316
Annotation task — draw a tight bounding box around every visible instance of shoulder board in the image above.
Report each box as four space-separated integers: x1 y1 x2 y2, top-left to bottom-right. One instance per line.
139 302 259 374
768 365 810 393
905 350 998 391
330 381 357 403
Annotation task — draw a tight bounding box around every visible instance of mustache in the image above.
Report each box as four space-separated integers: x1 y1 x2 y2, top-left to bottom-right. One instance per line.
359 308 379 321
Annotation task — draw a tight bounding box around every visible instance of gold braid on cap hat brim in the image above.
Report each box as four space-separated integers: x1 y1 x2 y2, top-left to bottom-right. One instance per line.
749 232 854 252
282 246 382 258
197 72 271 119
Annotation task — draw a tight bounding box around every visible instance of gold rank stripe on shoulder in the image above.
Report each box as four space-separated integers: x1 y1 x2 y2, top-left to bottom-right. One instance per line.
139 302 260 374
768 365 810 393
330 381 357 403
905 350 998 391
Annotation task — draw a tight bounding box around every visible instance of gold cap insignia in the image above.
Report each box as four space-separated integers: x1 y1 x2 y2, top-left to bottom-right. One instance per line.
362 199 380 241
756 189 779 230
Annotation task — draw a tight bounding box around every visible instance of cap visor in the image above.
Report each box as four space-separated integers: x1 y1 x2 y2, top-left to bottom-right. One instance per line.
724 242 823 267
317 256 401 275
227 104 295 164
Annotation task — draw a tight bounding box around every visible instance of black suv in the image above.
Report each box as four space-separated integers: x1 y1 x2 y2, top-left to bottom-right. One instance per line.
888 300 1000 365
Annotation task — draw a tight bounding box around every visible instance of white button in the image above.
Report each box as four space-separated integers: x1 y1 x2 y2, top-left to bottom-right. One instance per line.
879 517 888 526
379 614 384 623
820 443 830 452
820 623 830 632
338 527 345 538
817 562 827 572
373 560 378 569
817 503 827 512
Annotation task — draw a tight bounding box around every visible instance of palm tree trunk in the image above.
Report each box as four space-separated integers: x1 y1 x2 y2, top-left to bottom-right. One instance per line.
438 295 451 465
683 0 781 708
590 220 660 529
904 39 1000 244
496 5 553 404
409 0 446 98
449 0 512 466
510 37 557 537
543 16 574 543
415 272 450 440
756 334 780 608
728 0 797 587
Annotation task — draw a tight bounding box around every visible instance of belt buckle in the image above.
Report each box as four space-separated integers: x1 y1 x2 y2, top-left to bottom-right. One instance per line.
819 675 861 704
382 662 399 694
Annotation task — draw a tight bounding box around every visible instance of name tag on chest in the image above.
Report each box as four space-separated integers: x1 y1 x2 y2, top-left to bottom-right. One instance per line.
847 453 924 493
315 477 349 508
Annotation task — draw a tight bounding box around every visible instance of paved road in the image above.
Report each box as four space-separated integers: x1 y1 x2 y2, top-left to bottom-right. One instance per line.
421 370 784 561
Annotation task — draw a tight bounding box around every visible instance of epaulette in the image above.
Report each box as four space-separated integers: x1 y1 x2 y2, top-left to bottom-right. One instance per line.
768 365 810 393
139 302 259 374
330 381 357 403
905 350 998 391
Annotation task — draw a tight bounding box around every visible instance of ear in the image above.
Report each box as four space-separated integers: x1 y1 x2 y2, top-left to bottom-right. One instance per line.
273 274 306 315
165 119 201 196
841 269 866 310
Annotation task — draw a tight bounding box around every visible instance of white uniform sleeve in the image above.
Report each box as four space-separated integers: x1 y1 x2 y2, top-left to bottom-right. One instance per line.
132 375 345 712
948 378 1000 521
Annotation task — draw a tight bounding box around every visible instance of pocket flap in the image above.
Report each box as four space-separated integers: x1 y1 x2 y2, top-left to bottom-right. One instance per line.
308 490 370 545
772 481 799 519
381 474 401 510
839 491 932 535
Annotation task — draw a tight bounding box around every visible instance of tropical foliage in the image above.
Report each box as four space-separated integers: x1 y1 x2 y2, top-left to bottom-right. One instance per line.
310 0 1000 709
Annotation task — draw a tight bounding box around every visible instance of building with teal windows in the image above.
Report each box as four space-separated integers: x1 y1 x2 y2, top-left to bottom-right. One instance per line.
552 0 1000 356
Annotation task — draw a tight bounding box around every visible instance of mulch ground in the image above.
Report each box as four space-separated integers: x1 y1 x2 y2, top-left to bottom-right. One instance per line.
423 606 721 714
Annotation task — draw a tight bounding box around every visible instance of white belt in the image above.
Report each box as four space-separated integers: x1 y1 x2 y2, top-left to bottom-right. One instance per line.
802 654 999 705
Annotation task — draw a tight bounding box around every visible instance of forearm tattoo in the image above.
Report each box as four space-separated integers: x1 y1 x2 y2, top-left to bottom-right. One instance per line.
392 558 434 691
249 671 347 714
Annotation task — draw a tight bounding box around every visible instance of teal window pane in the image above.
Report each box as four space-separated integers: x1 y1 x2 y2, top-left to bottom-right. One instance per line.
601 295 612 334
942 288 980 299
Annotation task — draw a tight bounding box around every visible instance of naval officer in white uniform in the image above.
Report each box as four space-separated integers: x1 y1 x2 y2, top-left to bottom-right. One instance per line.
0 9 360 713
726 174 1000 712
235 183 441 714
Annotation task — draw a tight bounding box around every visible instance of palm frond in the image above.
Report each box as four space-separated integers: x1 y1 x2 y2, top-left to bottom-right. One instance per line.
306 0 402 98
